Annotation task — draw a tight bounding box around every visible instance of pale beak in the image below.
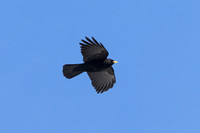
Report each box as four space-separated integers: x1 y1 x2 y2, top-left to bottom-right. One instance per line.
113 61 118 63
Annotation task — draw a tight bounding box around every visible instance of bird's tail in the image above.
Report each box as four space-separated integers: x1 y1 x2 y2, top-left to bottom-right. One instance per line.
63 64 85 79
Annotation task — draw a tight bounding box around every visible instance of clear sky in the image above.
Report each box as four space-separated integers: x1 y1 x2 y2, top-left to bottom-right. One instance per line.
0 0 200 133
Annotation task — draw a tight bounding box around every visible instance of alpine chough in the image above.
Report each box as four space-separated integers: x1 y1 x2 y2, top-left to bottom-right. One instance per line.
63 37 117 93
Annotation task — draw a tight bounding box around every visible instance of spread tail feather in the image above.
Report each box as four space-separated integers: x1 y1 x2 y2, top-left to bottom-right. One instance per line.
63 64 85 79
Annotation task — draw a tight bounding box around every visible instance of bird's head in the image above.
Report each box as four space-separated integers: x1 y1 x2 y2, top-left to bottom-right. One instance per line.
105 59 118 65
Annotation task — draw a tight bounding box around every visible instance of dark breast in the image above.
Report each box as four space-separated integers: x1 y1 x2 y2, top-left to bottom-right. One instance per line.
84 60 111 72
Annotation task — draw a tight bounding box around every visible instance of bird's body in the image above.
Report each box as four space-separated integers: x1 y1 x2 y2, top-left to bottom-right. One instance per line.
63 37 117 93
84 59 114 72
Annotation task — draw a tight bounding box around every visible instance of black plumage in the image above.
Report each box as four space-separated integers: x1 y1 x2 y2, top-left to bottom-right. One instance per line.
63 37 117 93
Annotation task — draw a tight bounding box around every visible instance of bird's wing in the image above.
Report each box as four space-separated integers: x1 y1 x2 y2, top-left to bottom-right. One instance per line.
80 37 109 62
87 67 116 93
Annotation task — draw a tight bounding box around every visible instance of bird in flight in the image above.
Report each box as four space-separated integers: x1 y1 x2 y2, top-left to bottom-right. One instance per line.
63 37 117 94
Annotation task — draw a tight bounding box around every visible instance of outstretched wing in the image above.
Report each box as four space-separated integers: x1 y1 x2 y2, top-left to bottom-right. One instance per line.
87 67 116 93
80 37 109 62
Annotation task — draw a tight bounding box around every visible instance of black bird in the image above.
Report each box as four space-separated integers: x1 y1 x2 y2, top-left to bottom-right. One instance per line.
63 37 117 93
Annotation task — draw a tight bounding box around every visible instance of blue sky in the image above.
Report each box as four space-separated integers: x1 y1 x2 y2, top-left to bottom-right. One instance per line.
0 0 200 133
